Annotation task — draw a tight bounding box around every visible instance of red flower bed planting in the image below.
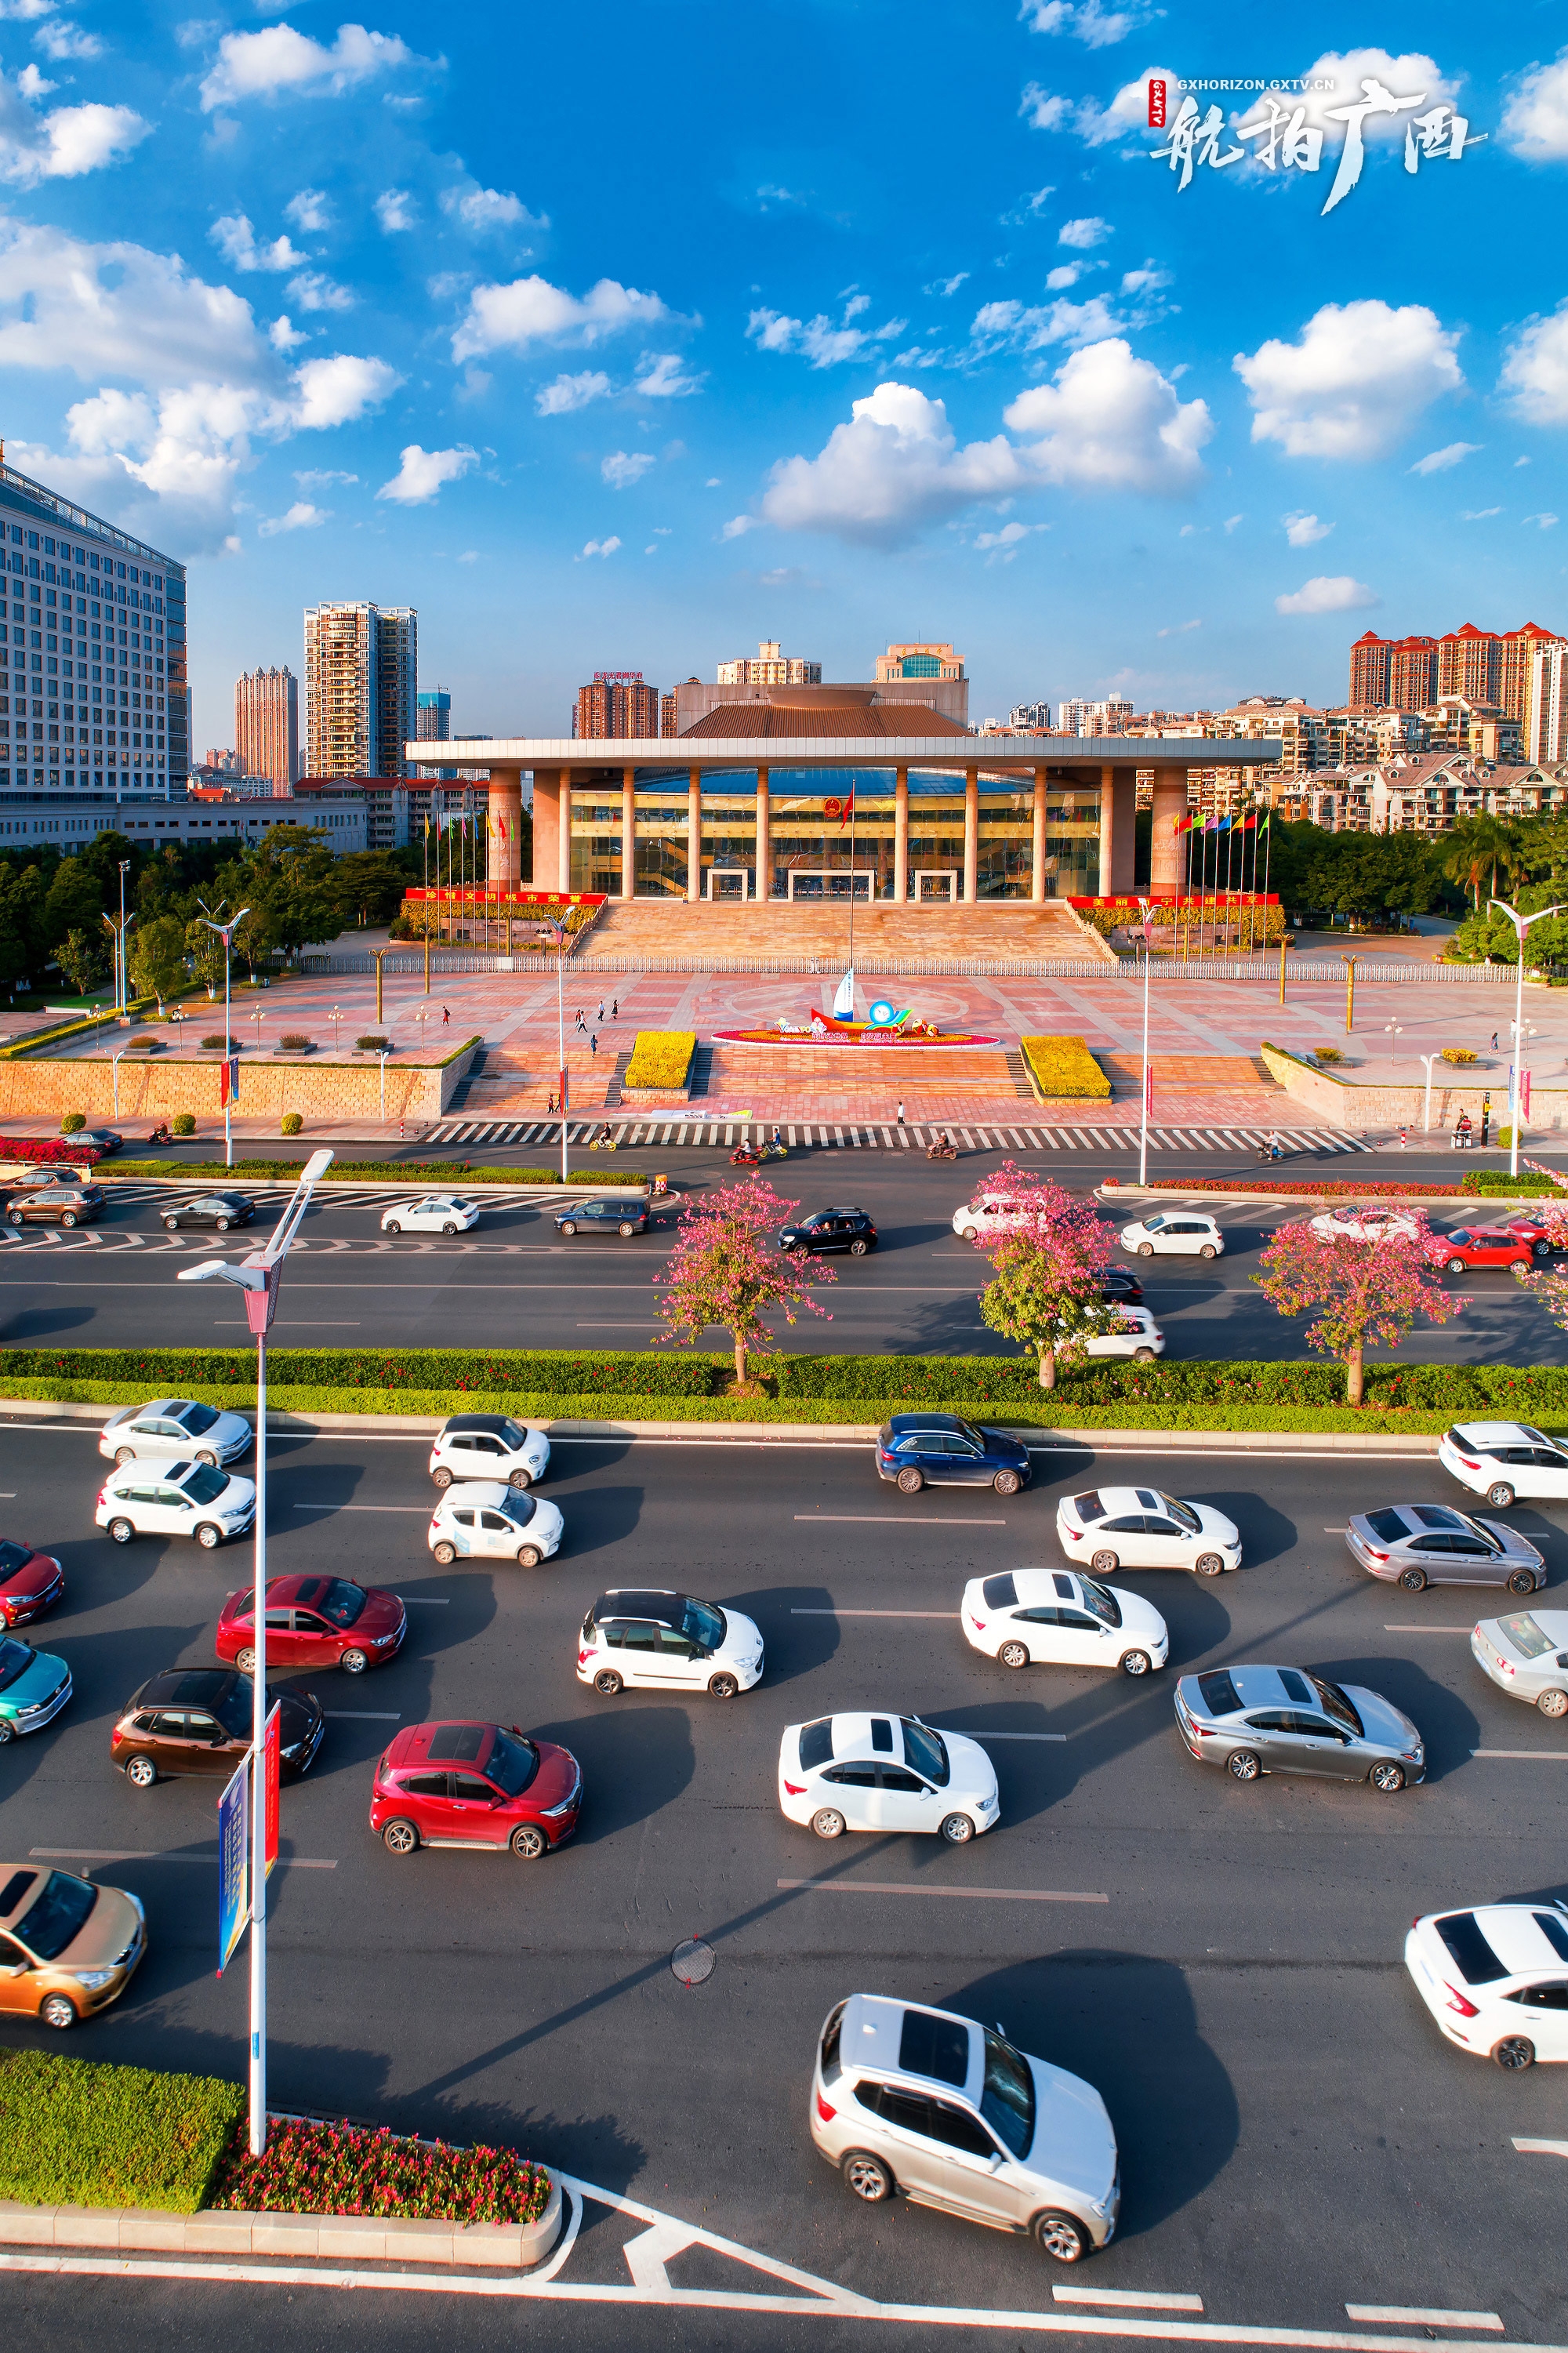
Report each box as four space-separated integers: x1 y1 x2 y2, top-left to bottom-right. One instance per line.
209 2115 551 2226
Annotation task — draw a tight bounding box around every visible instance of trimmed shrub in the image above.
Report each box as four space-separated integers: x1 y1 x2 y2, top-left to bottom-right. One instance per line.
1441 1047 1477 1064
357 1035 391 1051
60 1111 85 1134
172 1113 196 1137
623 1031 695 1089
0 2047 243 2213
0 1345 722 1396
775 1353 1568 1416
1125 1175 1561 1200
1461 1171 1561 1196
209 2113 550 2224
1020 1036 1110 1099
278 1034 313 1051
104 1159 648 1186
280 1112 303 1136
201 1034 239 1051
1313 1046 1345 1066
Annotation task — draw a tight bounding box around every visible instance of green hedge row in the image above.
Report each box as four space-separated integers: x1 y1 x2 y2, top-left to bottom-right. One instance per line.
107 1160 647 1187
774 1353 1568 1412
0 2049 242 2213
1461 1171 1563 1196
3 1345 715 1396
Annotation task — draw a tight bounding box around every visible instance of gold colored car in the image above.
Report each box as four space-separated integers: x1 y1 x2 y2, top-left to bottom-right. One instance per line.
0 1863 145 2028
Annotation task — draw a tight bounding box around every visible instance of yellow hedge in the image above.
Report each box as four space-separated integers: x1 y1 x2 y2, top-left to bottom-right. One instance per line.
1020 1035 1111 1099
623 1030 696 1088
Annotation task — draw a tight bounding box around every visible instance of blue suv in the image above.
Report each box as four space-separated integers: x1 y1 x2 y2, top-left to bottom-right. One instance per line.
877 1413 1032 1498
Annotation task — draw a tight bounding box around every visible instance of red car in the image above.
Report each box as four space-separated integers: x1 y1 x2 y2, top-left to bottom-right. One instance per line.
369 1720 581 1859
1501 1213 1566 1258
1430 1226 1534 1276
216 1574 406 1676
0 1540 64 1629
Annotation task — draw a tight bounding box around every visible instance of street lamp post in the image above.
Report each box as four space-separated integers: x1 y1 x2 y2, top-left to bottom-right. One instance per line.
379 1050 388 1120
176 1148 334 2159
197 904 250 1174
1418 1051 1440 1135
117 862 129 1013
1490 899 1565 1178
111 1045 129 1119
537 916 570 1184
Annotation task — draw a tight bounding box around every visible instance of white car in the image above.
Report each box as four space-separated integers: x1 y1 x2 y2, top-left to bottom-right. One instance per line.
430 1413 550 1491
779 1712 999 1844
961 1568 1169 1677
1472 1610 1568 1718
577 1587 763 1699
1406 1902 1568 2068
427 1481 563 1567
99 1399 252 1469
1083 1306 1164 1360
96 1458 257 1549
1118 1212 1223 1260
1308 1204 1419 1244
1439 1421 1568 1509
1056 1484 1242 1576
953 1195 1037 1244
381 1194 481 1236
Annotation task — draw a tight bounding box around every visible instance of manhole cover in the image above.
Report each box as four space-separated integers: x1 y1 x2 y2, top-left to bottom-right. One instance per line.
671 1937 715 1988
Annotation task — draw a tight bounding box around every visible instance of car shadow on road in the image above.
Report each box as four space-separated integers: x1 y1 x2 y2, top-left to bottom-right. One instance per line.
1312 1653 1480 1785
528 1702 694 1847
728 1585 840 1687
0 1303 98 1342
558 1482 645 1560
1188 1491 1298 1570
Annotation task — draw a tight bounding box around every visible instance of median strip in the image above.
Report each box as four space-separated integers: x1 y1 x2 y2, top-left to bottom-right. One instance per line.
790 1607 960 1619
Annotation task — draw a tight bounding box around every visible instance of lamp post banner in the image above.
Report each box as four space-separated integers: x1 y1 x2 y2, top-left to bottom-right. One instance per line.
263 1701 280 1880
217 1751 250 1974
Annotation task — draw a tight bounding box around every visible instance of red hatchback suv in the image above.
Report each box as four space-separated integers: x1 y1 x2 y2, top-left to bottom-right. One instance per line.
369 1720 582 1859
216 1574 406 1676
0 1539 64 1629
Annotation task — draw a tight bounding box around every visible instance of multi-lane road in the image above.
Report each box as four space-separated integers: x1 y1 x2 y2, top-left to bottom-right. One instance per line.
5 1416 1568 2349
4 1135 1565 1364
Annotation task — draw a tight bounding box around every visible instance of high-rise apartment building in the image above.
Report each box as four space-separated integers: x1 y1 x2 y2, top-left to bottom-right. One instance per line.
1437 623 1501 703
1348 631 1393 708
234 664 299 794
1008 701 1052 732
874 641 965 681
1501 624 1566 724
574 671 660 739
716 641 822 687
1058 695 1134 735
1388 634 1439 710
303 602 416 779
1528 641 1566 764
0 452 186 796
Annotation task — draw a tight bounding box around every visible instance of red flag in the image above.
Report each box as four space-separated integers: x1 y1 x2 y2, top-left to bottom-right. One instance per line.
220 1055 239 1106
839 786 855 831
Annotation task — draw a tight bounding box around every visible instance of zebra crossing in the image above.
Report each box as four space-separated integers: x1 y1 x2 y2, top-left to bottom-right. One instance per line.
425 1116 1372 1156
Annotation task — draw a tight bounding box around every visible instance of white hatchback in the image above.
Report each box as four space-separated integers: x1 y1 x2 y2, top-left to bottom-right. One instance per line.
1118 1212 1223 1260
1439 1421 1568 1509
96 1458 257 1549
99 1398 252 1469
1472 1610 1568 1718
427 1482 564 1567
1308 1205 1420 1244
779 1712 999 1844
961 1567 1169 1677
952 1196 1035 1244
577 1587 764 1699
1406 1903 1568 2068
1083 1306 1165 1360
429 1414 550 1491
1056 1484 1242 1576
381 1195 481 1236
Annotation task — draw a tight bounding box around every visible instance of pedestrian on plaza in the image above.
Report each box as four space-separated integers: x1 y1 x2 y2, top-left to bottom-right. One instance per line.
590 1032 598 1057
597 1000 605 1024
611 997 619 1021
441 1004 451 1027
547 1091 557 1114
575 1008 587 1034
1491 1032 1499 1051
896 1100 906 1125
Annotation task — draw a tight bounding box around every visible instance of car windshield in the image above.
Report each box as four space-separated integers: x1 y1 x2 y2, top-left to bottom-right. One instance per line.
0 1540 32 1577
502 1494 538 1527
682 1598 726 1650
1072 1490 1105 1523
953 1418 985 1449
0 1636 34 1691
176 1403 220 1436
485 1728 539 1797
214 1682 254 1738
1143 1215 1166 1230
1076 1577 1121 1626
316 1579 366 1628
900 1718 949 1787
183 1465 229 1505
500 1420 528 1450
13 1869 96 1961
1156 1494 1202 1534
1309 1676 1363 1735
979 2031 1034 2160
1499 1612 1556 1660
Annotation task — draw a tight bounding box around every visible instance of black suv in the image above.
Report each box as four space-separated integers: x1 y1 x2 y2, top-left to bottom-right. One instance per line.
778 1207 878 1256
162 1193 256 1233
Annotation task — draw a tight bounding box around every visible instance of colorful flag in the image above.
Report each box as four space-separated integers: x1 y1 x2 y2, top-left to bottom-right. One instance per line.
839 787 855 831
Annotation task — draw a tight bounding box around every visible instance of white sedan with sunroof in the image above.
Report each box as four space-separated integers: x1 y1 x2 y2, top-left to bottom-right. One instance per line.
778 1712 999 1844
1406 1902 1568 2068
1472 1610 1568 1717
961 1569 1168 1677
1056 1485 1242 1576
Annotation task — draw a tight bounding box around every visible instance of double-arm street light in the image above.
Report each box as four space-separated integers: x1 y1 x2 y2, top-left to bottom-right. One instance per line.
197 903 250 1171
176 1147 334 2158
1490 899 1565 1179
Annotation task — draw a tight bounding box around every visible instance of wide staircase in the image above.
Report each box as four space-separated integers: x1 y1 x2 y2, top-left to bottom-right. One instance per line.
573 898 1116 968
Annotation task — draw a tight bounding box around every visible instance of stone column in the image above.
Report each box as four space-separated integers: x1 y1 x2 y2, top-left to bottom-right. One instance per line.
1097 763 1115 900
1031 767 1047 902
1150 766 1188 895
688 766 702 903
964 765 979 905
558 772 573 893
620 764 636 900
1109 766 1137 894
755 764 770 901
487 766 524 887
529 766 561 891
892 765 909 902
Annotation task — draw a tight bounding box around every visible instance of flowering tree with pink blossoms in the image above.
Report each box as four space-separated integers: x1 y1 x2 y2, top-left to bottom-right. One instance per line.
1252 1215 1462 1406
971 1163 1120 1390
653 1176 835 1389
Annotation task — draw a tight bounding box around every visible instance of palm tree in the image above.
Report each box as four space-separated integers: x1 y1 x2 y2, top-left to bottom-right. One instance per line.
1443 815 1523 912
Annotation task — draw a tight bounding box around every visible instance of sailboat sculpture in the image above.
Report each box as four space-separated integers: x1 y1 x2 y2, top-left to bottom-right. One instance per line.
831 968 855 1021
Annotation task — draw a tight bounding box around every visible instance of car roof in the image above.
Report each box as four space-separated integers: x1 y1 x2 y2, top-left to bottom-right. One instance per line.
815 1712 908 1763
1182 1665 1294 1716
1006 1568 1083 1604
887 1412 966 1434
597 1589 684 1621
1066 1485 1174 1515
436 1481 512 1509
442 1413 516 1436
388 1719 497 1768
1453 1421 1535 1444
838 1994 978 2093
1490 1609 1568 1645
1469 1906 1568 1978
133 1668 238 1708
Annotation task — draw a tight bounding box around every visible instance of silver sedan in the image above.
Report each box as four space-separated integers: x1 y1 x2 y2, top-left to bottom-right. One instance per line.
1472 1611 1568 1718
1345 1504 1544 1595
1174 1663 1425 1792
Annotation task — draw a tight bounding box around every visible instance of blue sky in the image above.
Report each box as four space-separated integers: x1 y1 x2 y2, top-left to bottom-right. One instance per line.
0 2 1564 745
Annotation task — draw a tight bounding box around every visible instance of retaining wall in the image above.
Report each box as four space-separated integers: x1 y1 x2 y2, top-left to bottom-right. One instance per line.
0 1042 480 1127
1258 1043 1567 1134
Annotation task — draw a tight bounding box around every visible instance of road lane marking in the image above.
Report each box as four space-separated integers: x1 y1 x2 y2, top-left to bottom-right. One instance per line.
1058 2292 1204 2312
1345 2315 1501 2333
971 1731 1068 1742
321 1710 401 1720
292 1503 432 1512
791 1607 960 1618
794 1515 1007 1527
29 1847 337 1867
398 1596 450 1604
1514 2136 1568 2158
1383 1626 1473 1633
778 1879 1107 1903
1324 1527 1348 1532
1472 1749 1568 1760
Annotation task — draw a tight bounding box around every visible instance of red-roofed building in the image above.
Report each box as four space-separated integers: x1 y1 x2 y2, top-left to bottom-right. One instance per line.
1437 623 1501 703
1348 630 1392 708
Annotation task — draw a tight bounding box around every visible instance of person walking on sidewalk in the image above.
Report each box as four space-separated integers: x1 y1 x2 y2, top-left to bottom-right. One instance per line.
441 1004 451 1026
590 1032 598 1058
574 1008 588 1034
896 1100 906 1126
597 1000 605 1024
611 997 619 1021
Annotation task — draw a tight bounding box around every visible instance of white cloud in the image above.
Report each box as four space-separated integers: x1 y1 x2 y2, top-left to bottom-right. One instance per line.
968 292 1122 354
291 351 400 429
1234 300 1464 459
375 187 415 234
746 302 905 369
33 16 99 60
285 187 331 233
579 536 619 558
268 314 304 352
1275 575 1379 615
1283 510 1332 546
1018 80 1073 131
287 270 354 312
1499 304 1568 426
634 350 704 398
1065 62 1179 145
1000 184 1055 224
1018 0 1147 45
0 72 150 185
439 183 546 234
295 467 358 488
1409 440 1481 474
1156 617 1203 637
15 63 51 97
1460 507 1501 521
720 514 757 539
1046 263 1087 290
1120 260 1170 295
924 271 970 297
1005 342 1211 491
376 442 477 503
535 369 611 416
1517 455 1533 467
1058 215 1110 249
200 20 423 111
211 212 307 272
1501 52 1568 162
0 212 263 384
1524 511 1560 529
758 381 1029 548
1287 49 1461 142
1223 513 1243 532
452 273 670 362
257 499 328 536
601 448 655 488
456 548 477 562
974 519 1047 562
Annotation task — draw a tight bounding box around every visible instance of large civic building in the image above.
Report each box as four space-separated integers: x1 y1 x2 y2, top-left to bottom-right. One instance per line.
0 453 186 798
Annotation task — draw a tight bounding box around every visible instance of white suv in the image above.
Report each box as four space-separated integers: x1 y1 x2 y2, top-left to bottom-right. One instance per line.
97 1459 257 1549
577 1588 763 1699
430 1414 550 1491
427 1483 564 1567
1439 1422 1568 1509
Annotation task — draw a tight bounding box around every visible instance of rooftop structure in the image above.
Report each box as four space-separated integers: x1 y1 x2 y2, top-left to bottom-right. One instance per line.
716 641 821 687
